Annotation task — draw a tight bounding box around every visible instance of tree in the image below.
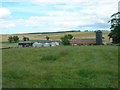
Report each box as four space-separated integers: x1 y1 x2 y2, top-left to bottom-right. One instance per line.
8 36 19 43
23 37 29 41
60 37 70 45
108 12 120 43
8 36 13 43
26 37 29 41
23 37 26 41
60 34 73 45
46 36 50 40
13 36 19 42
64 34 73 40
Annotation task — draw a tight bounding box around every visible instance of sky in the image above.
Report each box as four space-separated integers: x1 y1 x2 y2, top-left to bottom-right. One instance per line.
0 0 119 34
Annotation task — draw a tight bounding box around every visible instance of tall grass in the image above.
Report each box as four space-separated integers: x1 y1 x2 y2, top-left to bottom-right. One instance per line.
2 46 118 88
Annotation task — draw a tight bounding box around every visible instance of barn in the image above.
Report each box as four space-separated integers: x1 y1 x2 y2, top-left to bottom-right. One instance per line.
69 30 103 46
70 39 96 46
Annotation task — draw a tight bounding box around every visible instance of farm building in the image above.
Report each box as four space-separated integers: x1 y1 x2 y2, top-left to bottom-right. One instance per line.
18 41 34 47
69 30 104 46
18 30 104 47
18 40 61 47
70 39 96 46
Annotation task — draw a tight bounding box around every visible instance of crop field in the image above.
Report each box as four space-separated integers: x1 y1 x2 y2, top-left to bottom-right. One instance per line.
2 46 118 88
1 31 111 48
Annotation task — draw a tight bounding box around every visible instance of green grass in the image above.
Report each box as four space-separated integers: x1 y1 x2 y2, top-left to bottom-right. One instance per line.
2 46 118 88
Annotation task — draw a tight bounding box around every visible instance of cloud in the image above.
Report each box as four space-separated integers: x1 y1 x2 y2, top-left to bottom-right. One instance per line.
30 0 119 8
1 0 119 34
0 8 11 19
0 19 15 28
2 0 27 2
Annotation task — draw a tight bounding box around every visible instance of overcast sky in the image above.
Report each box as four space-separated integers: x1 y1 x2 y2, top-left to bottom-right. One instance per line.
0 0 119 34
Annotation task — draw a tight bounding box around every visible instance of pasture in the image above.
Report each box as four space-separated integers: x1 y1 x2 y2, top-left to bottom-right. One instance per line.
1 31 111 48
2 46 118 88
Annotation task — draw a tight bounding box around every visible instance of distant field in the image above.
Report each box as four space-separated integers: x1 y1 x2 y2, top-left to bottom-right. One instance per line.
2 46 118 88
1 31 111 48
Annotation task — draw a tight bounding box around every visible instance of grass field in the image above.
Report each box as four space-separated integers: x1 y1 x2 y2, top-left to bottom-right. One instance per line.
2 46 118 88
1 31 111 48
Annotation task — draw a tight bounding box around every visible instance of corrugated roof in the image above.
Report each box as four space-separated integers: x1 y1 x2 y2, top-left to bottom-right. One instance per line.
19 41 34 43
19 40 61 44
70 39 96 42
37 40 61 43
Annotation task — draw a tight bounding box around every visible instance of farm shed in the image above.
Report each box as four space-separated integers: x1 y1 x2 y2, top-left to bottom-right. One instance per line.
18 41 34 47
70 39 96 46
18 40 61 47
70 30 104 46
51 42 59 46
37 40 60 47
43 43 51 47
32 42 43 47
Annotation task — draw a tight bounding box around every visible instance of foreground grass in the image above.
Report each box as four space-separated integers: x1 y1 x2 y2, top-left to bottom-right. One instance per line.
2 46 118 88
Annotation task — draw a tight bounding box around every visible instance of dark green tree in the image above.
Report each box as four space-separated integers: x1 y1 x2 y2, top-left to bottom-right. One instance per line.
46 36 50 40
60 34 73 45
23 37 30 41
60 37 70 45
23 37 26 41
108 12 120 43
64 34 73 40
13 36 19 42
8 36 13 43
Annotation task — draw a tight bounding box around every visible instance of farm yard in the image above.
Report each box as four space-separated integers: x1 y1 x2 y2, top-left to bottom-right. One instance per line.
1 30 118 88
2 46 118 88
1 31 111 48
1 0 119 88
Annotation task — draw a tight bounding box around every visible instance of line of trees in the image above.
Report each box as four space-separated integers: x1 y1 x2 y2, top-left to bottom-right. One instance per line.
8 34 74 45
8 36 19 43
8 35 50 43
8 36 30 43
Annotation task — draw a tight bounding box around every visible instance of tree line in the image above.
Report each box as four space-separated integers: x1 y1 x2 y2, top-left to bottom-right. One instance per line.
8 36 30 43
8 34 74 45
8 36 50 43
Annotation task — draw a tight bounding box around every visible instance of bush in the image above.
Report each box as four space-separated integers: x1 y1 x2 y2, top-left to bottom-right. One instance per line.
60 37 70 45
60 34 73 45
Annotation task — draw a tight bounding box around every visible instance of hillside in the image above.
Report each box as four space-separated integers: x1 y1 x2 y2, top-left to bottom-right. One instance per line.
1 31 111 48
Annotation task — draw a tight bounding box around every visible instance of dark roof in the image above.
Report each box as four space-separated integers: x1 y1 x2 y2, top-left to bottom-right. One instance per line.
18 40 61 44
18 41 34 44
37 40 61 43
70 39 96 42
